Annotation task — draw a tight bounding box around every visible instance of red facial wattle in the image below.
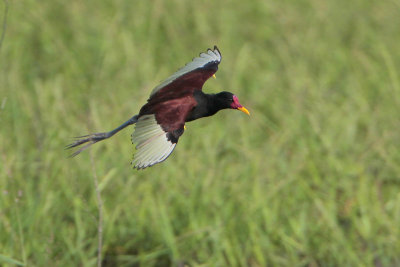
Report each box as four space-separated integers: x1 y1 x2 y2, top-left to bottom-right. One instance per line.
231 95 250 115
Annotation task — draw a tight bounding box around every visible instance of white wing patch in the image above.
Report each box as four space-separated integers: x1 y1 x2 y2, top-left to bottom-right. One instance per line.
150 46 222 96
131 115 176 169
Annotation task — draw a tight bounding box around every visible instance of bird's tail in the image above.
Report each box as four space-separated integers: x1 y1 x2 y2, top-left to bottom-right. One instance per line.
66 115 139 157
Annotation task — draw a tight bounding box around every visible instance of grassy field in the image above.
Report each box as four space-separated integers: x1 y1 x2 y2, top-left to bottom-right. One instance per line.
1 0 400 266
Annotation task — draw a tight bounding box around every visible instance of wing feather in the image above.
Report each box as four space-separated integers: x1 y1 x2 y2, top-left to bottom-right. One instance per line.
131 115 177 169
150 46 222 96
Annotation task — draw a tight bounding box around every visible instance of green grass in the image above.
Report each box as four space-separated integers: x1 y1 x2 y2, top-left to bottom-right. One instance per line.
1 0 400 266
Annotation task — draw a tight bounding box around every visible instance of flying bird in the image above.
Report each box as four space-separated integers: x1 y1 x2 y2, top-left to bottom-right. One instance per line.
67 46 249 169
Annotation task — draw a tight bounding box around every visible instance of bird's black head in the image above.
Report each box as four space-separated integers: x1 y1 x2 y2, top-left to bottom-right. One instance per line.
214 91 250 115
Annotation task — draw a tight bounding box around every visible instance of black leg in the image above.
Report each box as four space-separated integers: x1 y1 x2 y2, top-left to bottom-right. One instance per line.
66 114 139 157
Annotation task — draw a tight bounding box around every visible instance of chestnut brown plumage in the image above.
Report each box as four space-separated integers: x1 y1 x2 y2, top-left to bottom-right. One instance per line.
67 46 249 169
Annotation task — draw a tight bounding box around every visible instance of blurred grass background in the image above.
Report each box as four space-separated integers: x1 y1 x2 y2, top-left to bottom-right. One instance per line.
1 0 400 266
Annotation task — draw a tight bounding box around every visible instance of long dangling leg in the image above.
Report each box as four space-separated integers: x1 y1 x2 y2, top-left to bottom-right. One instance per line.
66 115 139 157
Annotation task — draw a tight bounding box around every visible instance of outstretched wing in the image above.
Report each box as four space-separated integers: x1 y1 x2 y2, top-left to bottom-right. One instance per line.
149 46 222 98
131 112 189 169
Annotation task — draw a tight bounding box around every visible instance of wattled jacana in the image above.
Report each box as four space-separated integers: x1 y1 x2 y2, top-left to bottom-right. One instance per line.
67 46 249 169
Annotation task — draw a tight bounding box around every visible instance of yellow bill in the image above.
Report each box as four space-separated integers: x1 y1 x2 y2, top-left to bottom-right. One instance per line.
213 74 216 79
238 106 250 116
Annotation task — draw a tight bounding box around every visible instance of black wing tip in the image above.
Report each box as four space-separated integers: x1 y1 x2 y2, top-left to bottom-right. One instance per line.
207 45 219 51
131 161 158 170
132 162 151 170
198 46 221 60
212 45 220 54
205 45 221 58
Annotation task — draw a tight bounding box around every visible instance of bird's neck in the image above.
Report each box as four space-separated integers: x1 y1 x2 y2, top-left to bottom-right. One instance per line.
186 91 227 122
205 93 229 114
